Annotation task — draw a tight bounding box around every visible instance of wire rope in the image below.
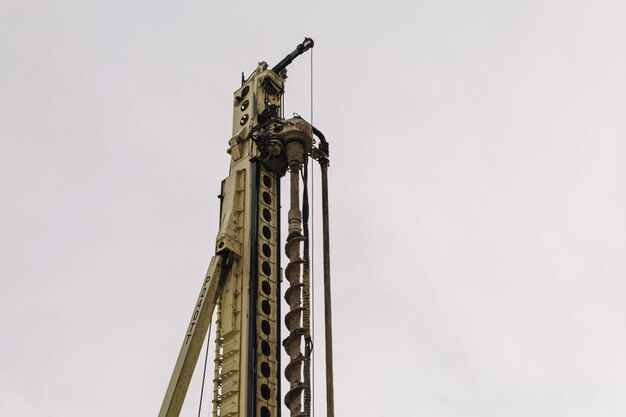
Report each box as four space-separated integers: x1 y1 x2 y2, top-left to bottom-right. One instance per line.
197 319 213 417
309 46 315 417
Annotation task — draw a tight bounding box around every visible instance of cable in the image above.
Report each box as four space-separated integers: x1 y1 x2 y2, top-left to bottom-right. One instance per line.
301 153 312 416
197 319 213 417
309 45 315 417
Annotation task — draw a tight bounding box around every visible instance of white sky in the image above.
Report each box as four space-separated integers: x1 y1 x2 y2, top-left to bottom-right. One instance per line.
1 1 626 416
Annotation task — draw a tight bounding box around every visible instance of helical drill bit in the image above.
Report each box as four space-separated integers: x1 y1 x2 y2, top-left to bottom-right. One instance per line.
282 139 308 417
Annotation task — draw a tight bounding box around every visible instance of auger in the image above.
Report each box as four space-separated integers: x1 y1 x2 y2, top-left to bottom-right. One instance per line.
158 38 335 417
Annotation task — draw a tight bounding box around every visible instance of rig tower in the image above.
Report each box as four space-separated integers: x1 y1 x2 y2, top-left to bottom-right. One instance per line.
158 38 335 417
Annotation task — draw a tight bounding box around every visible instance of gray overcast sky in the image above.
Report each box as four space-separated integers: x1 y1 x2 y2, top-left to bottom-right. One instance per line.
1 1 626 416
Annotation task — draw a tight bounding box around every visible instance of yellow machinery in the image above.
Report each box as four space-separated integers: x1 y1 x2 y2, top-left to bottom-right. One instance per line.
158 38 334 417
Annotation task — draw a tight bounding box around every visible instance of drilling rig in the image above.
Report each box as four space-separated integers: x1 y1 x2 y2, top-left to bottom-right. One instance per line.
158 38 334 417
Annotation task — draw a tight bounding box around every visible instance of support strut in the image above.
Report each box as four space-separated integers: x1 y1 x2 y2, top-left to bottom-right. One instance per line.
320 159 335 417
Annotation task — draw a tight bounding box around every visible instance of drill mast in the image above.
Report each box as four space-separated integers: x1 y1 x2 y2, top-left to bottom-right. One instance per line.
158 38 334 417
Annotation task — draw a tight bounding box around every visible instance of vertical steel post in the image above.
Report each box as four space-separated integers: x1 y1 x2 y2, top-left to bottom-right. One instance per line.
320 160 335 417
